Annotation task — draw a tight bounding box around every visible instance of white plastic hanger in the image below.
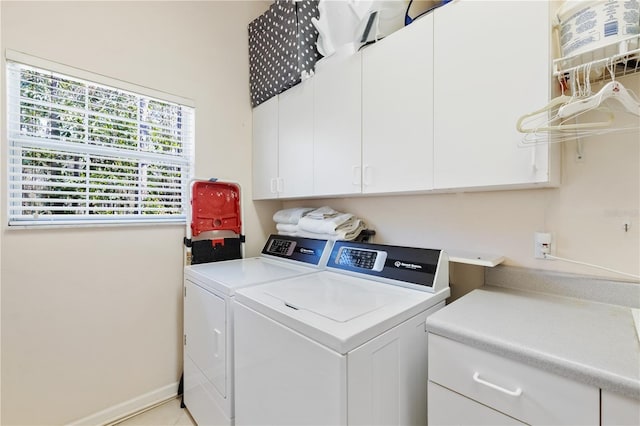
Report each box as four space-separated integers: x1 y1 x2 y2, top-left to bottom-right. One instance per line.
516 71 614 135
517 94 576 133
558 80 640 118
559 57 640 118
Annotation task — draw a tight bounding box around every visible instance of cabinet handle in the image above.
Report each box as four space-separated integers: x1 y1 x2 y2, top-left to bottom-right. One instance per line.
277 177 284 193
270 178 277 194
472 372 522 397
352 166 361 186
363 165 372 186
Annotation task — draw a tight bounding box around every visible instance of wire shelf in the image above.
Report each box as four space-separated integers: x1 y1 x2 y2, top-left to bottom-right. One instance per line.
553 34 640 81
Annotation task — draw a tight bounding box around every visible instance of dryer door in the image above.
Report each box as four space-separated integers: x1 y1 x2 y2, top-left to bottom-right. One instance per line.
185 280 227 398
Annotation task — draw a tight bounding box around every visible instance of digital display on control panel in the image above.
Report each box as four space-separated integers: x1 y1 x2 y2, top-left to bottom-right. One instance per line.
266 239 297 257
336 247 387 272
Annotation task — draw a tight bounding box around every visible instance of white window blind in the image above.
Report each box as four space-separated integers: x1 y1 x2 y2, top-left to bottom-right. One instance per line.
6 57 195 226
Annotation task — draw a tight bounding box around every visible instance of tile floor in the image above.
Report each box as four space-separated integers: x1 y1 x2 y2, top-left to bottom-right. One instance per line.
112 397 195 426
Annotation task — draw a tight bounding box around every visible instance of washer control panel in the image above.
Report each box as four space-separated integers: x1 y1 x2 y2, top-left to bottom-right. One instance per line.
336 247 387 271
328 241 447 292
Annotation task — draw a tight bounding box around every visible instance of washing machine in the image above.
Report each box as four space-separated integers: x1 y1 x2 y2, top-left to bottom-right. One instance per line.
233 240 450 426
183 234 334 426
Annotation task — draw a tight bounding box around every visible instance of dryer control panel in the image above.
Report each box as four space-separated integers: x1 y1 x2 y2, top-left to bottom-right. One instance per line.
328 241 449 293
261 234 333 267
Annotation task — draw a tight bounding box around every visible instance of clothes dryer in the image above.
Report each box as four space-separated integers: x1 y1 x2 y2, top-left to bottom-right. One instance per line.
233 240 450 426
183 234 333 426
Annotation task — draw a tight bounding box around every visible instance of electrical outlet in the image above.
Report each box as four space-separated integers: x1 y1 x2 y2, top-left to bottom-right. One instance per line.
534 232 552 259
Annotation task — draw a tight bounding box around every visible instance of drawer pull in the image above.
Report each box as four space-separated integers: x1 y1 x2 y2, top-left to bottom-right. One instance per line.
473 372 522 397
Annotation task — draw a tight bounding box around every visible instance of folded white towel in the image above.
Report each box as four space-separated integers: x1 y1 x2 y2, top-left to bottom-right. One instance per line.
277 230 298 237
298 212 355 235
297 219 366 241
273 207 314 225
276 223 298 233
305 206 339 220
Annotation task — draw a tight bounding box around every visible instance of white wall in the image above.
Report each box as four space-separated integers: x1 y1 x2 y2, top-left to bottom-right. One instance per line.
284 73 640 281
0 1 274 424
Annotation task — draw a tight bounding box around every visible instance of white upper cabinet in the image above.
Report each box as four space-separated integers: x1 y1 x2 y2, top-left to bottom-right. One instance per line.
252 1 558 200
362 13 434 194
251 82 314 200
278 79 314 198
313 52 363 197
252 96 279 200
433 0 558 190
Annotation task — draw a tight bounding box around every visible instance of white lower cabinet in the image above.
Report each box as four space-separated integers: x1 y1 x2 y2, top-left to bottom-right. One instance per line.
428 333 600 425
601 390 640 426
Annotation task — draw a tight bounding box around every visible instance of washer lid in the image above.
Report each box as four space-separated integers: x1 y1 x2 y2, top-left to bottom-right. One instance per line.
264 276 400 322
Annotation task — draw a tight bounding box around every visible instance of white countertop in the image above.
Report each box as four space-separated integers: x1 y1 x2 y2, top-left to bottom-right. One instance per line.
426 285 640 398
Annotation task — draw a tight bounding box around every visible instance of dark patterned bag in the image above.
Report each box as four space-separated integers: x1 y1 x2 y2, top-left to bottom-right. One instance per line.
248 0 321 107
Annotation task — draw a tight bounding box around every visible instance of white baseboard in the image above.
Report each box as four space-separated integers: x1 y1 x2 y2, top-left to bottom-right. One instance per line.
66 381 179 426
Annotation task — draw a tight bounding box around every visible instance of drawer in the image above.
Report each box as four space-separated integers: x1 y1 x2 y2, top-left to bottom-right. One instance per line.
428 382 525 426
428 334 599 425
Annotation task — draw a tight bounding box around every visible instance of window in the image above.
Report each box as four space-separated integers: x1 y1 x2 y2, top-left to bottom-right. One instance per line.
6 52 194 226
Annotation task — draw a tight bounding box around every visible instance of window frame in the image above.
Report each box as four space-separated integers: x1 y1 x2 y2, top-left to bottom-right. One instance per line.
5 50 195 227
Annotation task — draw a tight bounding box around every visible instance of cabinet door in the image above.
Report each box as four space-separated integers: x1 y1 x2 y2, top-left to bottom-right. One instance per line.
313 53 362 196
252 97 279 200
433 1 554 189
601 390 640 426
278 79 314 198
362 13 434 194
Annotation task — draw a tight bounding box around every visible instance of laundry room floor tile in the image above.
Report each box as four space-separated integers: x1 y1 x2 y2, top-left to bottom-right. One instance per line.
113 397 194 426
